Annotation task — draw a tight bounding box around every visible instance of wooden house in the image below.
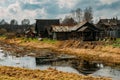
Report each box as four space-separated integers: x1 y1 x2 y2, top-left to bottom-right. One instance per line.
35 19 60 38
97 18 120 38
51 21 100 41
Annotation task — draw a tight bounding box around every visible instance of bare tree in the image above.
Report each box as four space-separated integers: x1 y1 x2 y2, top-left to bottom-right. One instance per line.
10 19 18 25
71 10 76 19
21 19 30 25
62 16 77 25
76 8 82 23
83 7 93 23
70 8 83 23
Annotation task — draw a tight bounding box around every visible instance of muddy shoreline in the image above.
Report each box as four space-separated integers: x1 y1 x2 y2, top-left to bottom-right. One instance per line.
0 40 54 57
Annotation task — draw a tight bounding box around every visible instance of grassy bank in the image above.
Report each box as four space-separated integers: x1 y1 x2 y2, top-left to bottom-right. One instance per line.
0 36 120 67
0 66 111 80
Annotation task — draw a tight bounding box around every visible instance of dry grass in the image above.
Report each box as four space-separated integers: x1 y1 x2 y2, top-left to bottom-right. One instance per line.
55 40 120 66
0 66 111 80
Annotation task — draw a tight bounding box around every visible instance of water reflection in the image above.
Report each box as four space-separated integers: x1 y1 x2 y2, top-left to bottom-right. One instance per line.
92 67 120 80
36 65 80 74
0 50 79 74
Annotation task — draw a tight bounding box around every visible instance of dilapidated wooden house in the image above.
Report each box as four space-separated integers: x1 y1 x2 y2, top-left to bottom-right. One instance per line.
97 18 120 38
35 19 60 38
51 21 100 41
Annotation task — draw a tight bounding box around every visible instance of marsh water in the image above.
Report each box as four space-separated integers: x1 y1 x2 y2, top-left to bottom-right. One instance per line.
0 49 120 80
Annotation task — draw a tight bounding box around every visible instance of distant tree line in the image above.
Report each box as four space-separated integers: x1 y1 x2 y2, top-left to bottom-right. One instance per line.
0 19 31 25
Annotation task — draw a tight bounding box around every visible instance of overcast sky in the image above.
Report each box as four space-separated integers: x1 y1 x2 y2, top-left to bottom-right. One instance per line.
0 0 120 24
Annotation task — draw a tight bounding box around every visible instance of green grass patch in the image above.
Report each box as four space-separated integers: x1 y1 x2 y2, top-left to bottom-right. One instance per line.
42 38 57 44
112 43 120 47
115 38 120 42
20 37 39 43
112 38 120 47
0 35 7 39
102 38 120 48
